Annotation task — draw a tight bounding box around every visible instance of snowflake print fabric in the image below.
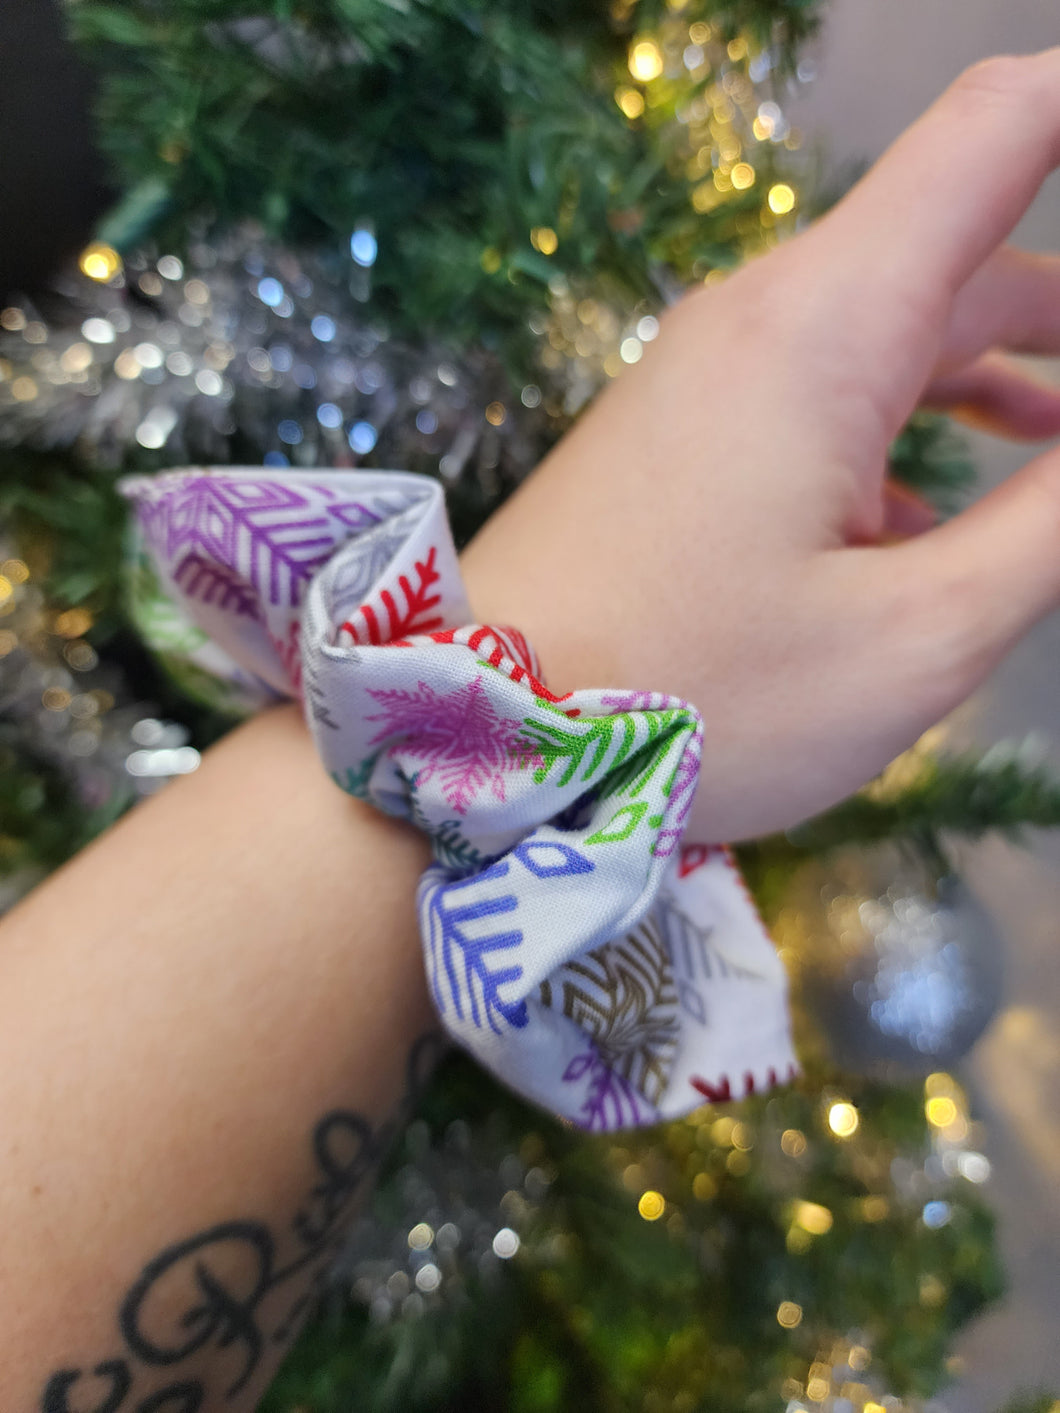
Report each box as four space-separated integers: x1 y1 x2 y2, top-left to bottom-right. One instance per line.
122 467 797 1130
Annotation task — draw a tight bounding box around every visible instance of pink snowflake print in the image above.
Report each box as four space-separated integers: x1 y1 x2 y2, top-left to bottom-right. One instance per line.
366 676 539 815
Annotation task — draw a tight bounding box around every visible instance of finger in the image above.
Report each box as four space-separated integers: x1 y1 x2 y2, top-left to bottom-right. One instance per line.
942 247 1060 369
792 50 1060 427
826 48 1060 307
923 351 1060 440
881 479 938 540
883 440 1060 710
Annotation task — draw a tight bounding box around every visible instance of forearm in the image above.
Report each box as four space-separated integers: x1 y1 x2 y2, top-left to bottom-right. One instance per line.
0 455 652 1409
0 704 435 1411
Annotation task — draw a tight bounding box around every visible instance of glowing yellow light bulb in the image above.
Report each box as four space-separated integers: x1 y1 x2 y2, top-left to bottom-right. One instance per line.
616 86 645 119
530 226 558 256
768 183 796 215
827 1101 859 1138
628 39 664 82
692 1172 716 1201
78 242 123 282
926 1095 959 1128
780 1128 806 1158
776 1300 802 1328
638 1189 665 1221
54 608 93 638
711 1116 735 1146
793 1200 833 1235
730 1122 753 1151
731 162 756 190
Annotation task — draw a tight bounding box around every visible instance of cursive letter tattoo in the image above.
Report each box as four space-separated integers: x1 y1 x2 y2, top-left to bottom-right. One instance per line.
40 1032 443 1412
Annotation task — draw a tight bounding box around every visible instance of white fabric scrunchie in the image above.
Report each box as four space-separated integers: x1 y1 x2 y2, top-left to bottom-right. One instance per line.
122 467 797 1130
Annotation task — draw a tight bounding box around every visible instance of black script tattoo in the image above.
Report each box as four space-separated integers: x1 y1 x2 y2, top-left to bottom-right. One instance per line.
39 1032 444 1412
42 1362 131 1413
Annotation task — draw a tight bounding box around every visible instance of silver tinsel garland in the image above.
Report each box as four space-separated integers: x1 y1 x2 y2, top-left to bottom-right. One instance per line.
0 224 667 888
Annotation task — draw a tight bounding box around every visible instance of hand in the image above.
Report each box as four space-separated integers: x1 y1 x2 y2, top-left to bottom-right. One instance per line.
464 48 1060 842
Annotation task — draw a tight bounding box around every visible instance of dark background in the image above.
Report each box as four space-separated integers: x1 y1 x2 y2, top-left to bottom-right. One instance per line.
0 0 109 297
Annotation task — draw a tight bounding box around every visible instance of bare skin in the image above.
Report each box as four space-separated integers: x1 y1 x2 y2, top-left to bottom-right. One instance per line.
5 49 1060 1412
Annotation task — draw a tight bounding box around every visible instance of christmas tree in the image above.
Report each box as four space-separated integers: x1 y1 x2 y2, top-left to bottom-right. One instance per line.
2 2 1058 1408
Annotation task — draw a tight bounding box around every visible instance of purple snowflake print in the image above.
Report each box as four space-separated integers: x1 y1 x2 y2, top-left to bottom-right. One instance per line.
563 1047 646 1131
653 717 703 859
130 474 413 613
600 689 676 713
366 676 539 816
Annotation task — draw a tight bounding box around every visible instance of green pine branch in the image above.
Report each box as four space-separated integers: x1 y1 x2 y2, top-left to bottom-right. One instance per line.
0 452 127 635
889 410 978 516
0 733 116 876
67 0 821 364
789 744 1060 855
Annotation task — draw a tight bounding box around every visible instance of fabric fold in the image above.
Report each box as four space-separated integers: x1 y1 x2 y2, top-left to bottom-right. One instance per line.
122 466 797 1130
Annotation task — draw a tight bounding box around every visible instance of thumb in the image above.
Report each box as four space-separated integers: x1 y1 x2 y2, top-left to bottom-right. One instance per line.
886 442 1060 709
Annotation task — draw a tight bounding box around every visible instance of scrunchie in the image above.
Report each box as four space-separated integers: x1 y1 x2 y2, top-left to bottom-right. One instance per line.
121 467 797 1130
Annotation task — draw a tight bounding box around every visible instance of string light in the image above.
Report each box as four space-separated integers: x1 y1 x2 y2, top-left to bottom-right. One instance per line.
628 39 664 82
711 1116 735 1145
768 182 797 215
54 609 93 638
530 226 558 256
793 1200 833 1235
638 1190 665 1221
408 1223 434 1250
827 1101 859 1138
926 1095 958 1128
615 87 645 119
781 1128 806 1157
692 1172 716 1200
78 242 123 282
